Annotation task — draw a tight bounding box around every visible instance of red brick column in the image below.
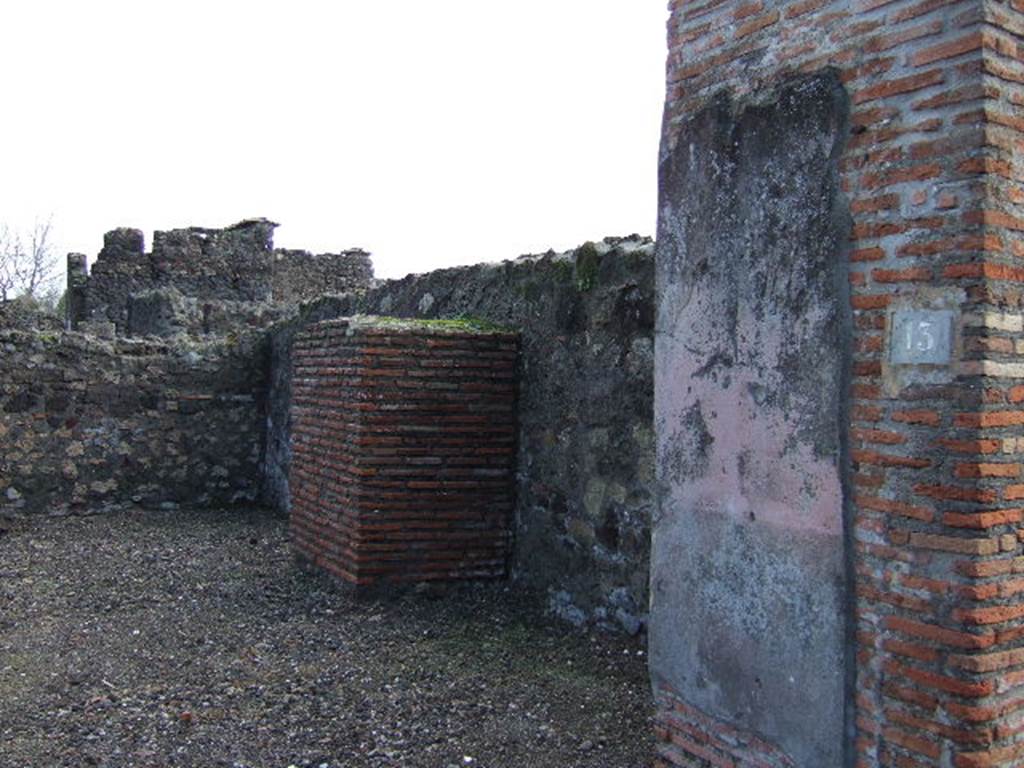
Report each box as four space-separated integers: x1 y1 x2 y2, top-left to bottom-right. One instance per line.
656 1 1024 766
288 318 517 588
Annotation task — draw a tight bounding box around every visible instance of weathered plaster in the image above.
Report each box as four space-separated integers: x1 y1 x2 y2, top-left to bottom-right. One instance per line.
652 71 852 766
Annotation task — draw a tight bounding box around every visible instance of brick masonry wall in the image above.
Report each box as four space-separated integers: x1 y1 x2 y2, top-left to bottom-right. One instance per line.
655 1 1024 766
0 328 264 517
288 319 517 587
263 238 654 631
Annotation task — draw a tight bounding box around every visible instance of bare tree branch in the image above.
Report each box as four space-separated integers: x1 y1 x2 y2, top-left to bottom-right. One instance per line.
0 218 59 304
0 225 21 303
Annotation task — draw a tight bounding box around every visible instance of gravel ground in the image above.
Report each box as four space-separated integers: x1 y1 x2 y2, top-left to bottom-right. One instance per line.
0 508 652 768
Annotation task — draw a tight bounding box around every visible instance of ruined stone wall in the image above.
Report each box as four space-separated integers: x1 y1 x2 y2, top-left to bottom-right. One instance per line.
125 289 293 339
289 318 517 588
0 329 265 517
263 238 654 631
82 227 153 330
271 249 373 306
0 297 63 333
75 219 373 334
655 1 1024 767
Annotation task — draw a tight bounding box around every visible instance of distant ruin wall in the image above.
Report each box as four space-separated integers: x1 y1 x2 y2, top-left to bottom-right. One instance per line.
73 219 373 333
0 297 63 333
264 238 654 630
271 249 373 306
0 329 265 516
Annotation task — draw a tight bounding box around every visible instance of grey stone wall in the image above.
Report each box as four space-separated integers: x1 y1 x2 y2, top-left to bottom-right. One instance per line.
76 219 373 335
85 227 161 331
271 249 373 306
263 238 654 630
0 297 63 333
125 288 294 338
66 253 89 328
0 328 266 517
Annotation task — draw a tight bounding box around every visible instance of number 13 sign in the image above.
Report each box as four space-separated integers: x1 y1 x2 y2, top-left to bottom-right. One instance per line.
890 310 954 365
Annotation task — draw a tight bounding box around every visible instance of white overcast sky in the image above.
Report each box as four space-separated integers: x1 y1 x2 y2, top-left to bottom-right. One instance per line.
2 2 667 280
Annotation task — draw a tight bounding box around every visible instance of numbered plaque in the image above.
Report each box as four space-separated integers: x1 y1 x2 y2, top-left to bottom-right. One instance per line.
890 310 954 365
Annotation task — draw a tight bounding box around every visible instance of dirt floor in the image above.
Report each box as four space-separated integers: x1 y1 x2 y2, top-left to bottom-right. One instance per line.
0 508 653 768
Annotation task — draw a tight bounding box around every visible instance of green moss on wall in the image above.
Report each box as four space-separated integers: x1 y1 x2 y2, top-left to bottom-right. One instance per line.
574 243 602 292
359 314 512 334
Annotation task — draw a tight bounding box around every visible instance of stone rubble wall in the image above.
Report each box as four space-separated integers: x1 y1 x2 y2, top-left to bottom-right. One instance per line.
125 287 294 339
0 329 265 517
73 219 373 334
264 237 654 631
0 297 63 333
271 249 373 307
8 225 653 635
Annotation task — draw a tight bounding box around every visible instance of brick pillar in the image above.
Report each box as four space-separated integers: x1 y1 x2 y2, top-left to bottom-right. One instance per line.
288 318 517 588
653 1 1024 766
